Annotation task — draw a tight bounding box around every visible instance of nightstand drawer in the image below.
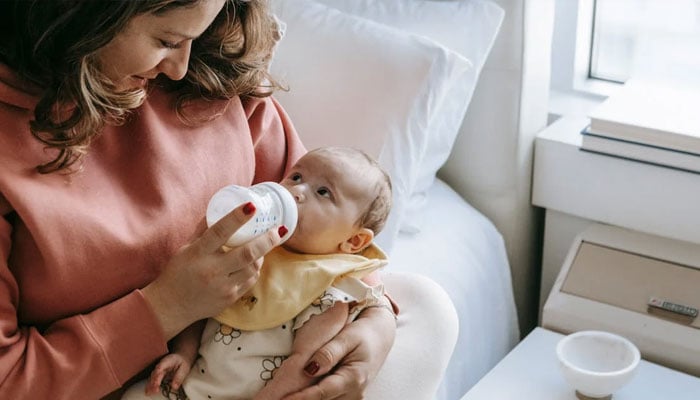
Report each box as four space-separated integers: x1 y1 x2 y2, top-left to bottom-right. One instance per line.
543 224 700 377
562 241 700 329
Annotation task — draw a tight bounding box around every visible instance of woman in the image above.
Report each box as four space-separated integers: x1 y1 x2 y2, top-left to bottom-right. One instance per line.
0 0 456 399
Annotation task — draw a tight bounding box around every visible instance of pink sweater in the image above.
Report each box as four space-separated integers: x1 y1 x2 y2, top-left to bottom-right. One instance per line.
0 64 306 399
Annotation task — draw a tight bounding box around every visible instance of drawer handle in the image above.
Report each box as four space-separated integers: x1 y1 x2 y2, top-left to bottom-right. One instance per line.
648 297 698 325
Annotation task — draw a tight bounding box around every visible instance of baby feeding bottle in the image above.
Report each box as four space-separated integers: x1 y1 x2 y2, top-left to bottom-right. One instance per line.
206 182 297 247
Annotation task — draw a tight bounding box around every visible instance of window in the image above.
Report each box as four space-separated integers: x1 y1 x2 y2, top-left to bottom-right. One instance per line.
549 0 700 118
589 0 700 84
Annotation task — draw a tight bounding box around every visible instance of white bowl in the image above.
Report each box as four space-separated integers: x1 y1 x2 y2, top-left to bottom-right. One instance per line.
556 330 641 400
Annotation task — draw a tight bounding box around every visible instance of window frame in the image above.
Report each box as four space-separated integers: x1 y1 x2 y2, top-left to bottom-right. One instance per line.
549 0 620 118
572 0 622 96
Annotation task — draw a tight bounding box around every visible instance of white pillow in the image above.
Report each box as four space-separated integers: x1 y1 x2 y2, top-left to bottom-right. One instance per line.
269 0 472 253
316 0 505 233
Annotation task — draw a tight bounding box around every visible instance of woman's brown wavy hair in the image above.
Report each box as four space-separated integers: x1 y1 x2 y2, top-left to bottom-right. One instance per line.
0 0 282 174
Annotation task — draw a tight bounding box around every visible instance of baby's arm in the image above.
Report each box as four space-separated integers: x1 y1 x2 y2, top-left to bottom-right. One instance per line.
144 320 205 395
254 302 349 400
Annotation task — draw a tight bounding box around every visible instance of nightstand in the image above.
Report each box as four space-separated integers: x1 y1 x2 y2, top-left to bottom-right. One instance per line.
459 328 700 400
531 116 700 314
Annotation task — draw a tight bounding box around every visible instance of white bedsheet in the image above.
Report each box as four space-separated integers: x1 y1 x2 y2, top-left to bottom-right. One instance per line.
388 179 519 400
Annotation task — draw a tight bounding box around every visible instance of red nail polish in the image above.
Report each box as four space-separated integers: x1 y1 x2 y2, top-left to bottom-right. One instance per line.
278 225 288 237
242 202 256 215
304 361 320 376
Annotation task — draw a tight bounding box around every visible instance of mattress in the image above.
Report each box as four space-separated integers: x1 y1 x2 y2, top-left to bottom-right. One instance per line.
389 178 519 399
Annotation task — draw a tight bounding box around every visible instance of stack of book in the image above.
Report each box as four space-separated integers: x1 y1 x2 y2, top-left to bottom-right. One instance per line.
581 79 700 174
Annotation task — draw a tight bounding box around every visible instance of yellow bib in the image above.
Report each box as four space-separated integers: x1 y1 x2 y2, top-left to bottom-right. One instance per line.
215 244 388 330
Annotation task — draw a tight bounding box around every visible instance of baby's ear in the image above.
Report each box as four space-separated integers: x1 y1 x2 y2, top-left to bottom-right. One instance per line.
339 228 374 254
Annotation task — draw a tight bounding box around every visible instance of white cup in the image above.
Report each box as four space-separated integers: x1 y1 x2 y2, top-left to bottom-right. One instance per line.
206 182 297 247
557 330 640 400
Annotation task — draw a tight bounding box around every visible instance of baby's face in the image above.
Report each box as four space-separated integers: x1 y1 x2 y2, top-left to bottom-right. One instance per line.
280 151 373 254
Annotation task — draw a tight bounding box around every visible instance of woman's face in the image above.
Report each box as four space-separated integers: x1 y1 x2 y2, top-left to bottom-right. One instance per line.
96 0 227 91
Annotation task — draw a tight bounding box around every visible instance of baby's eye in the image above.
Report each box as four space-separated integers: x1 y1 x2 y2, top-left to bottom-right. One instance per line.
290 173 302 182
316 187 331 198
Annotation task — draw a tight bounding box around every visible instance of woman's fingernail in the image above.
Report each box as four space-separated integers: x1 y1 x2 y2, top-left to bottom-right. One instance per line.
243 202 256 215
304 361 320 376
278 225 288 237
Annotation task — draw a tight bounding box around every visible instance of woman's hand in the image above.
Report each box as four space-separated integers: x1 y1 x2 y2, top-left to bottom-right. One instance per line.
142 202 284 339
283 305 397 400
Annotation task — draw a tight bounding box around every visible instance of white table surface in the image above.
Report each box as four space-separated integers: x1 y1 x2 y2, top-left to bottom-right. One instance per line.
460 327 700 399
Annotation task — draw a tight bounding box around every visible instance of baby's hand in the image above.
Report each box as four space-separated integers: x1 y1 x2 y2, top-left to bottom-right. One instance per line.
145 353 194 395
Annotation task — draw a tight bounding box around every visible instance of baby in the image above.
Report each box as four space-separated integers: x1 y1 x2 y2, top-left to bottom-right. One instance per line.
122 146 393 400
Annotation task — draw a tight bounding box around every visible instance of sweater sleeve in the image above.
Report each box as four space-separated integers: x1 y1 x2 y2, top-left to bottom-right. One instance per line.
243 96 307 183
0 210 168 399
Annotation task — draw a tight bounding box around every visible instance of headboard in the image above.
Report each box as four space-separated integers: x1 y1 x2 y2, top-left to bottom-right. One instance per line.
440 0 554 334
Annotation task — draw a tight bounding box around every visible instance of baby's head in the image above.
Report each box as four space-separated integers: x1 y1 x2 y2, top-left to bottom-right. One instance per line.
280 147 392 255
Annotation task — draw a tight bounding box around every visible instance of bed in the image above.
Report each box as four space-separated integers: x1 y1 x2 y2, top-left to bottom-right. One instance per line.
269 1 553 398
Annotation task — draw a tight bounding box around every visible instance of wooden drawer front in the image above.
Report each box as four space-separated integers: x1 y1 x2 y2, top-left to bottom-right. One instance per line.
562 242 700 329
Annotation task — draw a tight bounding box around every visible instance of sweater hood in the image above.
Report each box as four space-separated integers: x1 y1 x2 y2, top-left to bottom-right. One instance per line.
0 63 40 111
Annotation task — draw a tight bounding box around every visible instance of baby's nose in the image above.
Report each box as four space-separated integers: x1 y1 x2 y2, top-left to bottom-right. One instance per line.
289 186 305 202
